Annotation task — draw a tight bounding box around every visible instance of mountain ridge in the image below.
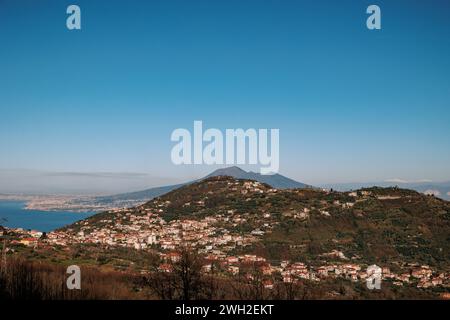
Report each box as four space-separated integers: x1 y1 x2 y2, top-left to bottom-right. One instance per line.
94 166 312 204
323 181 450 200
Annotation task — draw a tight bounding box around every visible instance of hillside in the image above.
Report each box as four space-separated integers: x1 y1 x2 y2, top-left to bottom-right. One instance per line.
324 181 450 201
58 175 450 273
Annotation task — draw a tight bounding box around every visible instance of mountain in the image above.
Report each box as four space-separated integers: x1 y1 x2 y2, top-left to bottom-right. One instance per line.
94 166 311 205
206 166 311 189
8 175 449 299
60 175 450 273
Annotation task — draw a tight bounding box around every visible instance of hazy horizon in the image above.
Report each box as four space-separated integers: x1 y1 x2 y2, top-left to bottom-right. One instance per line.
1 167 449 196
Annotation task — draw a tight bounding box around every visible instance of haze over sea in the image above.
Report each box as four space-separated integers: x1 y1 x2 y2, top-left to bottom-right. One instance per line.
0 201 95 232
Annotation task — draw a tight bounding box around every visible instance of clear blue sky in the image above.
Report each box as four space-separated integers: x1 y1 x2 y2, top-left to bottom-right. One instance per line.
0 0 449 193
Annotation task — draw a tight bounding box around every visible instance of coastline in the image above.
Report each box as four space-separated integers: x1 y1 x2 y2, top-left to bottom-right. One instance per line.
0 200 96 232
0 194 110 212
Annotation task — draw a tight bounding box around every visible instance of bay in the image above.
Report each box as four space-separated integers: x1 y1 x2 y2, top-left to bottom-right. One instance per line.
0 200 95 232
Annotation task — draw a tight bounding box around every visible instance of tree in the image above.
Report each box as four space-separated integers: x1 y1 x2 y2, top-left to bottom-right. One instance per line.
141 247 214 300
175 248 204 300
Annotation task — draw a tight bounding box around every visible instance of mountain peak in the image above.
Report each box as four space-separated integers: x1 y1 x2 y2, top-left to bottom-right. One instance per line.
206 166 247 178
205 166 311 189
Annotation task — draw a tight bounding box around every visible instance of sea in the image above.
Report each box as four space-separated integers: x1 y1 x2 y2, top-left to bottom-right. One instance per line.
0 200 95 232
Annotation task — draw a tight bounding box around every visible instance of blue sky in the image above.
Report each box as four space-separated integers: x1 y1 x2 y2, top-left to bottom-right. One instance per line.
0 0 449 193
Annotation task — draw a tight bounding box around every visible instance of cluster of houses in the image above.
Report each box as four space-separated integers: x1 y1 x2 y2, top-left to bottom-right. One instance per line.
46 206 262 254
154 247 449 290
2 217 449 290
278 262 448 289
45 180 277 254
0 227 42 248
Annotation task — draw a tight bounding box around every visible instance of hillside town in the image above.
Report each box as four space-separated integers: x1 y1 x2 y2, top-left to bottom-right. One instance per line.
2 177 449 291
1 224 448 290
